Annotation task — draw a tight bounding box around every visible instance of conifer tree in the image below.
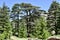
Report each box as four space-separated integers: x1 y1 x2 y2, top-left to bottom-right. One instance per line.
30 16 50 39
18 19 27 38
11 3 28 37
0 3 12 40
47 1 60 34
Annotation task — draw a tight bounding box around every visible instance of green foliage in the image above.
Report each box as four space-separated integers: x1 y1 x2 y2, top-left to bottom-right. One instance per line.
1 2 60 39
38 16 50 39
30 16 50 39
18 19 27 38
0 4 12 40
42 29 51 39
48 1 60 34
0 32 6 40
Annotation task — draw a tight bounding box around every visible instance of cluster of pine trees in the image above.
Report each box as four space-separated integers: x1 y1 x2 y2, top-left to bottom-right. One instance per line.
0 0 60 40
10 3 50 39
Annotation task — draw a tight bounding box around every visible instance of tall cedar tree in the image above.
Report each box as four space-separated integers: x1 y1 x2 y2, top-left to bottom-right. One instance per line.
19 3 39 37
11 3 39 37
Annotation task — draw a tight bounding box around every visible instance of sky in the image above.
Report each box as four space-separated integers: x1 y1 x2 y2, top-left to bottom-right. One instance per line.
0 0 60 11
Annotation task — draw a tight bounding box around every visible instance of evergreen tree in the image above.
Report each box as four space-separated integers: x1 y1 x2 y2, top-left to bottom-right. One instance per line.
47 1 60 35
56 7 60 34
11 3 28 37
0 3 12 40
19 3 39 37
11 3 21 37
19 19 27 38
30 16 50 39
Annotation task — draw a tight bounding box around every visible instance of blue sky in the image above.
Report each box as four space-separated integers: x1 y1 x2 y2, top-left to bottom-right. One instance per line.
0 0 60 11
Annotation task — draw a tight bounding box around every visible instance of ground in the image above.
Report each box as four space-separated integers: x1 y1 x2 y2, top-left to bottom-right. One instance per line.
10 35 60 40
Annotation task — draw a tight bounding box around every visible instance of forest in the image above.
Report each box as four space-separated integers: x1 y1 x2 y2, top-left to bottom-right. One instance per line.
0 0 60 40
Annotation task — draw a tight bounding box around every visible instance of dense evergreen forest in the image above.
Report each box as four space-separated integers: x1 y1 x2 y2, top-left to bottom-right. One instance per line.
0 1 60 40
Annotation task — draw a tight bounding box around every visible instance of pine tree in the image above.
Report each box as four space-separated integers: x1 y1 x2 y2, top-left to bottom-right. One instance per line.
0 3 12 40
18 19 27 38
56 7 60 34
47 1 60 35
39 16 50 39
30 16 50 39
